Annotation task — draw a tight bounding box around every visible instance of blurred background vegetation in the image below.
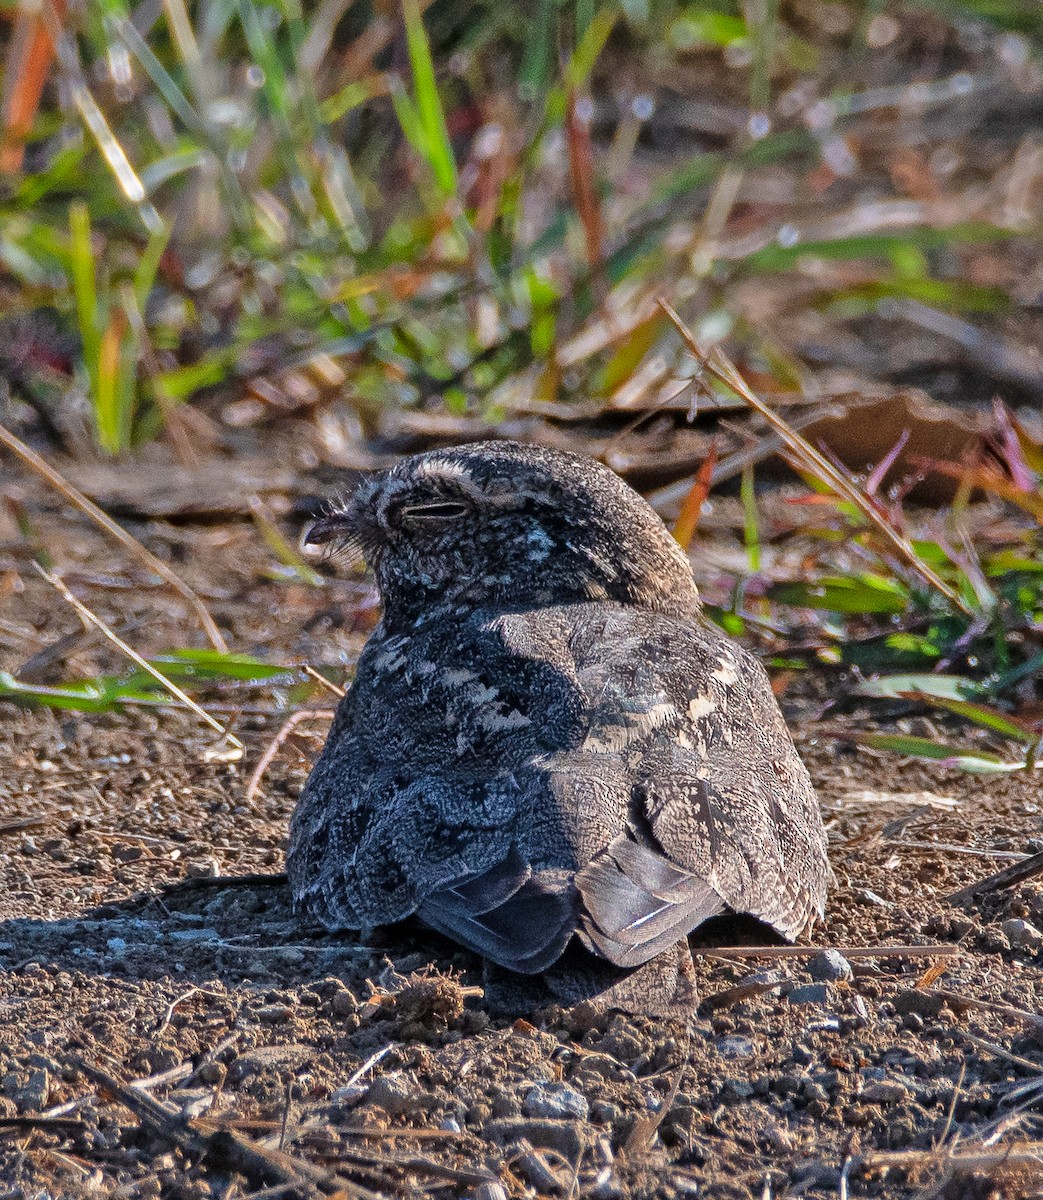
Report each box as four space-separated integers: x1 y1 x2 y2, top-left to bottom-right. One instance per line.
0 0 1042 768
0 0 1039 456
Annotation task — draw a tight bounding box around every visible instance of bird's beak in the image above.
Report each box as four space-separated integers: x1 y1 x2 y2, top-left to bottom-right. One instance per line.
302 493 375 562
304 512 352 547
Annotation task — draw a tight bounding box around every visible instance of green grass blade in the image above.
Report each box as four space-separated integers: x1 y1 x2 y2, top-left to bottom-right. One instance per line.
854 724 1017 772
133 222 171 309
145 650 294 682
854 674 982 700
740 464 761 574
68 202 100 392
921 696 1039 745
402 0 457 198
768 575 910 614
519 0 556 101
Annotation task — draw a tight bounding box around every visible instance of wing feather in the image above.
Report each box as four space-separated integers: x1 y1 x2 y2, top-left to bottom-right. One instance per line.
575 833 725 967
418 856 577 974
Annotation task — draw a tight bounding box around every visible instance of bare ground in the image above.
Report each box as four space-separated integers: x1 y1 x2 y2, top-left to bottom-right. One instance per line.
1 477 1042 1200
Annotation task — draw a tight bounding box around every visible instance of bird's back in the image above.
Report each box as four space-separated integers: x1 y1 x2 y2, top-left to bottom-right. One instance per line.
287 600 828 976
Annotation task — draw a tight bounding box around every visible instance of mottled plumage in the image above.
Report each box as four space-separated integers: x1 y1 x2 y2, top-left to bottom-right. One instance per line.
288 441 828 1012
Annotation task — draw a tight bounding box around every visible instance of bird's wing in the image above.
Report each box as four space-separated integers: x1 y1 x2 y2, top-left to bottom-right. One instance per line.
417 847 578 974
287 611 589 973
289 606 827 977
567 609 829 968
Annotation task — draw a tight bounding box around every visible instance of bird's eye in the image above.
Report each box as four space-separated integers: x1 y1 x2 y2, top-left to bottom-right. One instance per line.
399 500 470 522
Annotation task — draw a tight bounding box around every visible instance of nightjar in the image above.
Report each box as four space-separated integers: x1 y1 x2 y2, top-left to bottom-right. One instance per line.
288 441 829 1012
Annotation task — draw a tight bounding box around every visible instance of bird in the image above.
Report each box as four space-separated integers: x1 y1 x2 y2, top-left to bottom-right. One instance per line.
287 440 829 1013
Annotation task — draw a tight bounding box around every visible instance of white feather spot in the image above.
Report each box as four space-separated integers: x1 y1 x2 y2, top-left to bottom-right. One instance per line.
443 668 478 686
480 709 531 732
688 695 716 721
711 658 739 687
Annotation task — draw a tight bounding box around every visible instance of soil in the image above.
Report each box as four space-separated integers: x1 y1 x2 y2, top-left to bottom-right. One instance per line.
2 471 1043 1200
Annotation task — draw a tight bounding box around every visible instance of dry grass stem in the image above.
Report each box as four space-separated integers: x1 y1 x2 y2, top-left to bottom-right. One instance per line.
302 664 347 697
698 943 958 961
245 708 336 800
917 987 1043 1029
32 562 242 753
946 848 1043 905
657 301 974 617
0 422 228 650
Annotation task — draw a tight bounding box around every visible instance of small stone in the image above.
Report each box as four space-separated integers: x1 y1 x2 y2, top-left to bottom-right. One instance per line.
791 1042 814 1066
197 1062 226 1087
10 1068 49 1111
330 1081 369 1106
861 1079 909 1104
894 989 944 1019
719 1078 754 1102
1001 918 1043 952
255 1004 293 1025
716 1035 755 1059
773 1072 803 1097
807 950 852 982
523 1082 589 1121
786 983 831 1006
366 1075 415 1115
332 990 358 1017
571 1053 621 1081
185 857 220 879
590 1100 622 1124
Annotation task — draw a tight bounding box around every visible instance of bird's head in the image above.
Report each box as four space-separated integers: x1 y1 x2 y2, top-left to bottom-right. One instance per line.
306 441 700 627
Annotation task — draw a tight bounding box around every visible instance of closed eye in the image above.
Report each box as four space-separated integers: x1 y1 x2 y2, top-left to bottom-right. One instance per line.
400 500 471 521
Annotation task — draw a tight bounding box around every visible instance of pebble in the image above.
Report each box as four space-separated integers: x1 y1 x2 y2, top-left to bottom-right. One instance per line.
786 983 831 1006
330 1081 369 1106
716 1035 756 1059
331 990 358 1017
366 1075 415 1115
807 950 853 982
719 1077 754 1102
197 1062 226 1087
1001 918 1043 952
185 857 221 879
522 1082 589 1121
860 1079 909 1104
3 1068 49 1111
894 989 944 1018
255 1004 293 1025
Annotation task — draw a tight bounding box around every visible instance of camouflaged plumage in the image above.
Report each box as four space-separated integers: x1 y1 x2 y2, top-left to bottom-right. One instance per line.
288 441 828 1012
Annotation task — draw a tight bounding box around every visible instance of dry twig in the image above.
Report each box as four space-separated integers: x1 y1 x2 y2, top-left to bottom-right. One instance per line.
246 708 336 799
946 848 1043 905
657 300 975 616
697 942 958 962
69 1053 383 1199
32 563 242 754
0 422 227 650
920 987 1043 1030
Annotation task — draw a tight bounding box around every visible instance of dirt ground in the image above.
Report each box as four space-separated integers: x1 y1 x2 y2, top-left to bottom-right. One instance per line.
2 468 1043 1200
